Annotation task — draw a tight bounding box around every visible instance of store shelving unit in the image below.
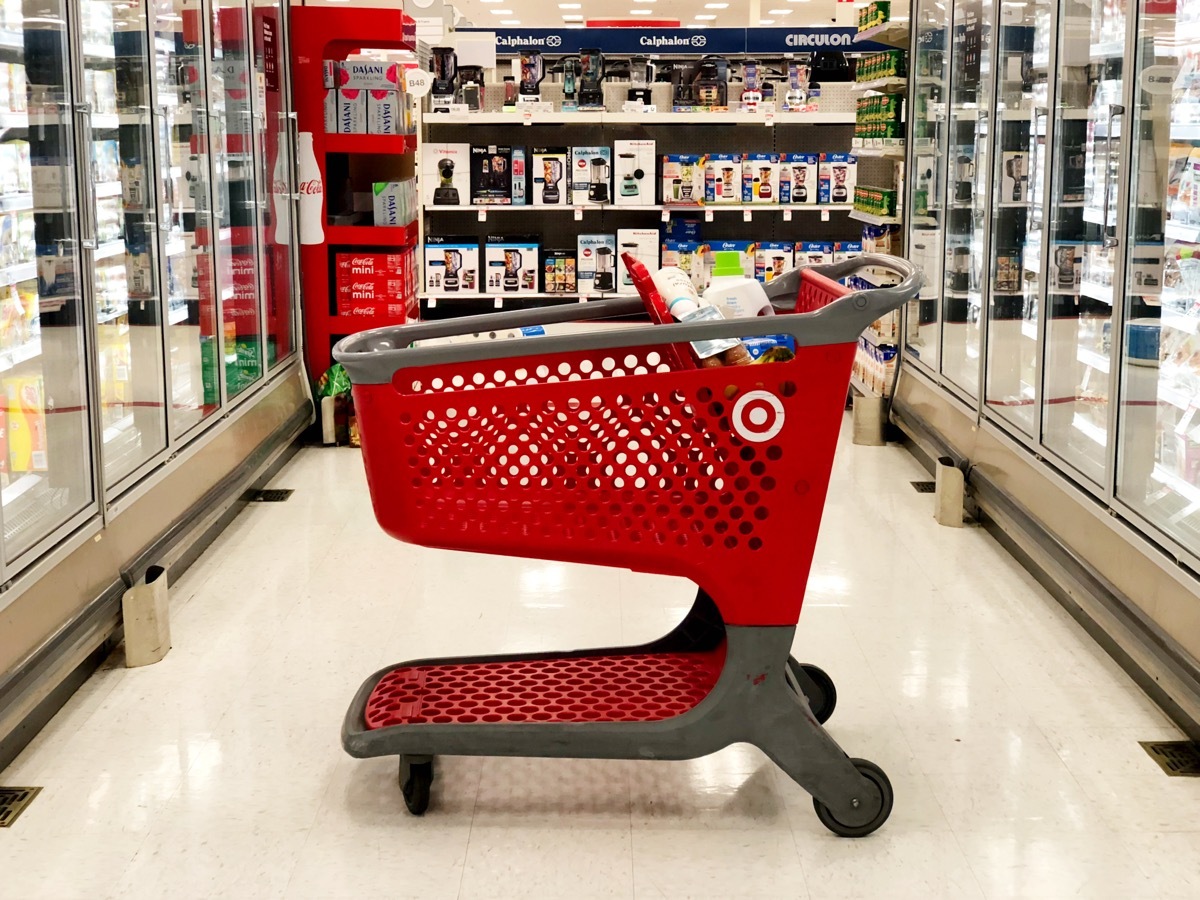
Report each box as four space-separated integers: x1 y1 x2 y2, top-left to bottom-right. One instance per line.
291 6 418 378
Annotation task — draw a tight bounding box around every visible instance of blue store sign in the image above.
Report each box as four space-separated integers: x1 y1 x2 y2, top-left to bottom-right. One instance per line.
456 27 888 55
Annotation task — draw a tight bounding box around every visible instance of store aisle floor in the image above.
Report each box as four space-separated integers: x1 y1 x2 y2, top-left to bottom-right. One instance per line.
3 417 1199 900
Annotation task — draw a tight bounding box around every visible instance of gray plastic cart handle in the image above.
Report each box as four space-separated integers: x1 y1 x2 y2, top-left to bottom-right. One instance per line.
334 255 923 385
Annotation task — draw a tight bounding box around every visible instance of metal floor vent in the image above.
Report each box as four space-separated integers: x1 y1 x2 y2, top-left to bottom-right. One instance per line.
249 489 294 503
911 481 936 494
1140 741 1200 776
0 787 42 827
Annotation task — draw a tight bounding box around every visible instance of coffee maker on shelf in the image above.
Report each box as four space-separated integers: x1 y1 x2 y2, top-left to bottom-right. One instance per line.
430 47 457 112
458 65 485 111
579 49 605 109
519 52 545 103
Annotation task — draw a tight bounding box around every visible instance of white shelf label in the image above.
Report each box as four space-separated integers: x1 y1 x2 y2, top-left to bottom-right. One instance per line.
478 208 487 222
427 297 437 309
661 209 670 222
821 208 830 222
783 208 793 222
494 297 503 308
574 206 583 221
705 208 714 222
743 209 752 222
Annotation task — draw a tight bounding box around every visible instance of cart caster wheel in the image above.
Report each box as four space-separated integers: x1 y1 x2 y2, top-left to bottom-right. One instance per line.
787 657 837 725
399 757 433 816
813 758 893 838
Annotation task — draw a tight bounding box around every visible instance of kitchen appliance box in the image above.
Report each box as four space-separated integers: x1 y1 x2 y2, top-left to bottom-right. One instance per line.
471 144 515 205
742 153 780 204
614 139 656 207
531 147 570 207
662 154 706 206
616 228 660 295
484 235 540 294
577 233 617 293
423 237 480 295
542 249 578 294
754 241 795 284
661 241 708 291
706 240 756 278
818 153 858 206
422 143 470 207
705 153 742 204
570 146 612 206
780 153 818 205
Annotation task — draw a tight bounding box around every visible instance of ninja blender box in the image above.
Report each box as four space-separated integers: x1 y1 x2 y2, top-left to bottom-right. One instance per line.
780 153 818 205
662 154 706 206
819 153 858 205
484 235 540 294
422 143 470 207
571 146 612 206
423 236 480 295
577 233 617 294
471 144 514 205
705 153 743 205
742 153 780 204
531 147 570 207
614 139 656 207
542 249 578 294
754 242 795 285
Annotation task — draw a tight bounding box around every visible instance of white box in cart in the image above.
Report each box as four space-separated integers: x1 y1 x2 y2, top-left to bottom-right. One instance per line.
484 235 540 295
334 88 367 134
531 147 569 206
367 89 400 134
577 234 617 294
337 60 401 90
742 153 779 204
616 229 659 295
422 143 470 207
613 139 655 206
424 237 480 295
570 146 612 206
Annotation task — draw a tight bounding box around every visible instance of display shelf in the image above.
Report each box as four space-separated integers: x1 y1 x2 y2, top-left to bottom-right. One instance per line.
1172 124 1200 141
91 114 120 130
96 303 130 325
324 133 418 155
1163 310 1200 335
852 77 908 94
0 337 40 373
427 110 855 126
852 142 906 159
853 265 902 288
95 181 123 200
855 21 910 48
850 209 902 226
1090 40 1125 62
849 373 876 396
425 203 853 215
423 292 608 303
83 43 115 60
859 327 898 349
0 260 36 287
0 192 32 212
325 221 419 248
95 240 126 261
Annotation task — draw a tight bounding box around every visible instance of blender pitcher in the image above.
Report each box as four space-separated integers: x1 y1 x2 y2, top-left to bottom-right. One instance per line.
618 153 642 198
443 250 462 292
503 249 522 292
542 158 563 204
594 247 615 292
519 52 545 102
588 157 611 203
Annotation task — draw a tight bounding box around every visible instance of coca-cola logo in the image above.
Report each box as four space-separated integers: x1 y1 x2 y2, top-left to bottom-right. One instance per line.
348 306 377 315
350 282 376 292
271 179 288 194
299 180 322 194
226 306 254 317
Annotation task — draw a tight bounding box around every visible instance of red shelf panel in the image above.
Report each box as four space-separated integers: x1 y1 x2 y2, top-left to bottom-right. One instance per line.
325 221 419 248
324 133 418 156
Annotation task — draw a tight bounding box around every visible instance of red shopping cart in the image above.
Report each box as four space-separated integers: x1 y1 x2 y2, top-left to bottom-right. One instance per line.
333 255 922 837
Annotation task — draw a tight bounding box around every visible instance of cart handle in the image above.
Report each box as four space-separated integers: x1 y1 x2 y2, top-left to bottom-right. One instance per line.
334 255 923 385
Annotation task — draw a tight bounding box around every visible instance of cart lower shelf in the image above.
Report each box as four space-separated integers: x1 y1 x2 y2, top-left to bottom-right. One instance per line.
365 644 727 729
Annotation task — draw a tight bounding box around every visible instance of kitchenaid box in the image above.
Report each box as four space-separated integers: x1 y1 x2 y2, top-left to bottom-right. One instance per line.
614 140 655 207
471 144 515 205
571 146 612 206
484 235 539 294
422 143 470 207
423 236 480 295
577 233 617 294
531 147 569 207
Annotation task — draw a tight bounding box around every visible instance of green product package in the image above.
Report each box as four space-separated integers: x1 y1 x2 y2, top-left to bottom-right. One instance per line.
318 363 352 397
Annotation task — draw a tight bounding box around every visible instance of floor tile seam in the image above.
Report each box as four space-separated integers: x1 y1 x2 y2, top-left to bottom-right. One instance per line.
455 758 488 900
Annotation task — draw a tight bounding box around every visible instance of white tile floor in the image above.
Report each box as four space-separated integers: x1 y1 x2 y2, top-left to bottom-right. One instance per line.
3 416 1199 899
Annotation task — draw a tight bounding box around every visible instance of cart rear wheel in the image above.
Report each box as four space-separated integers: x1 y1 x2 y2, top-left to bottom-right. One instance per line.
399 757 433 816
812 758 893 838
787 658 837 725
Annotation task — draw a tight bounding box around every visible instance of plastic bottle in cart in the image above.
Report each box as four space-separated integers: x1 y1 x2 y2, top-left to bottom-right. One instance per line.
651 266 752 367
702 250 774 319
297 132 324 245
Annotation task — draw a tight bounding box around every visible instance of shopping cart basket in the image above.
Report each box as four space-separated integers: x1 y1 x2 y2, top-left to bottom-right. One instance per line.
333 255 922 837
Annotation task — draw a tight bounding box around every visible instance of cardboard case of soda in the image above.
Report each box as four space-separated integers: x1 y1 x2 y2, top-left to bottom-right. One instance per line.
334 249 417 318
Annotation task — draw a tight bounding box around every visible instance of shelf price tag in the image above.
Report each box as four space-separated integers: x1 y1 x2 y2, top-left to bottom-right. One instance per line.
704 208 714 223
522 108 533 125
661 208 670 223
821 208 830 222
764 112 775 127
743 209 752 222
574 206 583 221
783 208 793 222
494 297 503 309
478 208 487 222
427 297 437 309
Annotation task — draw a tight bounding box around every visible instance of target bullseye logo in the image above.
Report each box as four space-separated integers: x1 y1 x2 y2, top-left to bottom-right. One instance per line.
732 391 785 443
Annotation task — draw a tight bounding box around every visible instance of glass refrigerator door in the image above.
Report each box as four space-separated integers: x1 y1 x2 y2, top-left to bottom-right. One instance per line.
81 0 168 490
907 4 952 372
208 4 263 400
984 3 1051 433
1042 0 1128 484
1116 0 1200 549
943 0 994 399
0 8 94 559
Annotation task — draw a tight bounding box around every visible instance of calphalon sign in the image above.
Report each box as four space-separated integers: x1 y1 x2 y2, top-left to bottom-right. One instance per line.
456 27 888 55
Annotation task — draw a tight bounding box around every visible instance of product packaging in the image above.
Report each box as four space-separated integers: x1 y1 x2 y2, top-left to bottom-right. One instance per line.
334 88 367 134
336 269 411 318
833 240 864 263
484 234 539 294
754 241 795 284
705 153 742 204
542 250 578 293
511 147 527 206
422 143 470 207
780 153 818 205
577 233 617 294
1000 151 1028 204
323 88 337 133
742 153 780 204
799 241 834 266
662 154 705 206
614 139 656 206
664 216 703 242
337 60 402 91
1049 242 1082 291
471 144 514 205
703 250 774 318
706 240 755 279
650 265 750 366
367 89 401 135
531 147 569 207
819 153 857 205
372 179 415 226
423 237 480 295
661 241 706 291
616 228 660 295
570 146 612 206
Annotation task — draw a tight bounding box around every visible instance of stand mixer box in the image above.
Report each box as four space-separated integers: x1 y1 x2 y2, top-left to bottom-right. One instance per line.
571 146 612 206
616 229 659 295
424 237 480 295
484 235 539 295
422 143 470 207
577 233 617 294
531 147 569 207
614 140 655 206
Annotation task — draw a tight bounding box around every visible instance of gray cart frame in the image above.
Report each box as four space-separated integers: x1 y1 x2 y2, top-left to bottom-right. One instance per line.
333 256 923 837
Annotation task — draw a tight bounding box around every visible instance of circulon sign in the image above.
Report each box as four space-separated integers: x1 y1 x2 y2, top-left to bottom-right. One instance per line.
785 31 852 47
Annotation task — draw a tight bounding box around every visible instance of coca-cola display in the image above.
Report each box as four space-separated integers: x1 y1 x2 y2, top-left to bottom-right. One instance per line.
297 132 325 245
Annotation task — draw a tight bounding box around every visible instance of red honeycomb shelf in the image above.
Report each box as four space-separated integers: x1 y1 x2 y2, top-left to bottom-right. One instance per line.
363 644 727 729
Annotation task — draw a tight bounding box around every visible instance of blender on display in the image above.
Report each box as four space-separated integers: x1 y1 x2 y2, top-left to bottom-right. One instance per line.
430 47 457 112
579 49 606 108
593 247 615 292
458 65 485 111
784 61 812 111
561 56 580 109
434 158 460 205
618 154 643 199
628 56 653 105
442 250 463 292
588 157 611 203
519 52 545 103
741 60 763 112
543 158 563 204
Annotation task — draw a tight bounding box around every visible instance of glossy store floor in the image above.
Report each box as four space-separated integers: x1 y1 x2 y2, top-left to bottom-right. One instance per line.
3 417 1200 899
